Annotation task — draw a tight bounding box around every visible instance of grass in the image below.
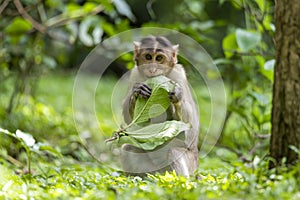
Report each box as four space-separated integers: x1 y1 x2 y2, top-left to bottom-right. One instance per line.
0 155 299 200
0 72 299 199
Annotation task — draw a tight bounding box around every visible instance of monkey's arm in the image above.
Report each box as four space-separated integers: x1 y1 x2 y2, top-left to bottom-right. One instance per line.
122 68 150 124
167 64 200 150
168 83 182 103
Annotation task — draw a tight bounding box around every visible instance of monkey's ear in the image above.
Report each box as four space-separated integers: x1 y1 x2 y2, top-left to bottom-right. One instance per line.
133 41 141 61
172 44 179 64
173 44 179 52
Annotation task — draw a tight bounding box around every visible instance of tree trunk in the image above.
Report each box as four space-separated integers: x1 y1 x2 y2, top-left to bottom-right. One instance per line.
270 0 300 167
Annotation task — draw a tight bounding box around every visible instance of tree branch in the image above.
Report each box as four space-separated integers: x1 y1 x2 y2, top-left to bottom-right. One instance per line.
13 0 47 33
254 133 270 139
45 5 104 27
0 0 10 15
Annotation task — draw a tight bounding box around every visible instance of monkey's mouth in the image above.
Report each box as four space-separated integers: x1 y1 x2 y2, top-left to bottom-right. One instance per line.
140 64 166 77
145 70 164 77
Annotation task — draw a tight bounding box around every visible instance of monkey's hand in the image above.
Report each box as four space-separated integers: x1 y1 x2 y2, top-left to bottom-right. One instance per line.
133 83 152 99
169 84 182 103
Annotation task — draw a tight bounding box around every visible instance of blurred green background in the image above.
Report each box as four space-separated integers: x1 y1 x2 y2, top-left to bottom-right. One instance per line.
2 1 299 199
0 0 275 160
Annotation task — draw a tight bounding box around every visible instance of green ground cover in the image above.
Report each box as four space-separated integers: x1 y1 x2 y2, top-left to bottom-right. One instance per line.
0 73 299 200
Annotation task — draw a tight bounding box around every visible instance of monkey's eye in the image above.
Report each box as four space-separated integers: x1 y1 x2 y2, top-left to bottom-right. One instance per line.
155 55 164 62
145 54 152 60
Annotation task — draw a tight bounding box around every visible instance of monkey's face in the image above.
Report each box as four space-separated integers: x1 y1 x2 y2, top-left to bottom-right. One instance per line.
137 51 173 78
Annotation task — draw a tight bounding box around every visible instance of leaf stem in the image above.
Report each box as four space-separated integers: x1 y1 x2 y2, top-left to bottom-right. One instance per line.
105 129 127 143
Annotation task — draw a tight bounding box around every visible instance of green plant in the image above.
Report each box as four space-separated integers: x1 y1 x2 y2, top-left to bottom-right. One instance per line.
0 0 133 114
0 128 61 174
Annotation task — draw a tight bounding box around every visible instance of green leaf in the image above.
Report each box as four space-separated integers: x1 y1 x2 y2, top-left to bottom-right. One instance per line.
259 69 273 82
122 121 191 150
222 33 238 58
255 0 265 12
259 59 274 82
145 75 175 91
83 2 98 13
79 16 103 46
5 17 32 36
229 0 243 9
235 29 261 52
102 20 116 36
43 55 57 69
289 145 300 155
228 105 248 120
15 130 35 147
0 128 32 151
148 104 167 119
0 127 11 135
255 55 265 68
108 76 189 150
250 92 269 106
264 59 275 70
218 0 226 5
133 88 170 124
112 0 136 22
45 0 63 9
132 76 175 124
35 143 63 158
66 3 81 13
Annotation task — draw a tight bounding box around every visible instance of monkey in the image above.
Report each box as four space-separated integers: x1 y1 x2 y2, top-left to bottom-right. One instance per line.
121 36 199 177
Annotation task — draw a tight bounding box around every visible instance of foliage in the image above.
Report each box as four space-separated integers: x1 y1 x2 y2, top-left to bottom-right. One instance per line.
0 152 299 199
0 0 276 158
217 0 275 160
0 0 133 113
156 0 275 159
0 73 298 199
0 128 62 174
113 121 190 151
1 0 298 199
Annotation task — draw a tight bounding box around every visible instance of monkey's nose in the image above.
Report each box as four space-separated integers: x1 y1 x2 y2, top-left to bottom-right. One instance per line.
149 68 157 73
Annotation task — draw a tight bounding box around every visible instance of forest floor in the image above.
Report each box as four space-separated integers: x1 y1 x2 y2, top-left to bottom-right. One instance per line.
0 72 299 200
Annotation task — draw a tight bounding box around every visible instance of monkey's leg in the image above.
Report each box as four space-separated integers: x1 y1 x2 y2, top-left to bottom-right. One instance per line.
168 147 198 177
121 144 157 175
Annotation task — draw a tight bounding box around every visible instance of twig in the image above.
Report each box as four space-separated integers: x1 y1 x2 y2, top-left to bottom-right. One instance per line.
37 3 47 22
0 0 10 15
247 142 261 156
3 154 24 167
45 5 104 27
13 0 47 33
254 133 270 139
146 0 156 20
3 0 42 16
105 129 126 143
